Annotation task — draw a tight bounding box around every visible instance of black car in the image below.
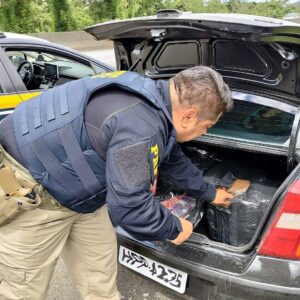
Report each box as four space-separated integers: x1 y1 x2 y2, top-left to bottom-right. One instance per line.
0 32 113 121
85 11 300 299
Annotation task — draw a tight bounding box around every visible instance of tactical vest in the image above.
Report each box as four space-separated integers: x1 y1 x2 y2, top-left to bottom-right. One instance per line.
13 71 174 213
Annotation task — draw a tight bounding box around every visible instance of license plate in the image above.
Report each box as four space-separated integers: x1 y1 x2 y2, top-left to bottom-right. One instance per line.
118 246 188 294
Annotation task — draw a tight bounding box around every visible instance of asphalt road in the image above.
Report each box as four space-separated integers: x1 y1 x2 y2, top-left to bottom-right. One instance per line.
47 258 191 300
84 49 116 68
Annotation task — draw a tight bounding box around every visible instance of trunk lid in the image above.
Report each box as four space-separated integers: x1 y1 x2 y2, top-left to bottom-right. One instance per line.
85 11 300 102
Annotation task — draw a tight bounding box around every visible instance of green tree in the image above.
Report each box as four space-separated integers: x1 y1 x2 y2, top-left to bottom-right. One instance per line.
0 0 16 31
0 0 52 33
71 0 93 29
189 0 206 12
173 0 192 11
205 0 228 13
29 0 53 32
88 0 117 22
0 0 296 34
51 0 76 31
116 0 129 19
258 0 291 18
234 0 291 18
126 0 163 17
227 0 240 13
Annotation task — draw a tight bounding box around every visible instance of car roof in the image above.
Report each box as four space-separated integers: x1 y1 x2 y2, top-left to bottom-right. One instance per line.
0 32 57 45
0 32 114 71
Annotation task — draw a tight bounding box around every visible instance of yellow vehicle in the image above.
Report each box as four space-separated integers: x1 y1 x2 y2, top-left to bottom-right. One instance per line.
0 32 112 121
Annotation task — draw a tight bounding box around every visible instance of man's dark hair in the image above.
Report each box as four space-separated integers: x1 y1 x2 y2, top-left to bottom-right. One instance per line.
172 66 233 120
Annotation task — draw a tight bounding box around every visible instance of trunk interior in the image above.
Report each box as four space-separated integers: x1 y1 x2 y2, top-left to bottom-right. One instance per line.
156 141 289 247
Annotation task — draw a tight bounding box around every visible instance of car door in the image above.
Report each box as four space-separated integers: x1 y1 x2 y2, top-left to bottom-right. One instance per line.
0 47 24 120
0 42 112 108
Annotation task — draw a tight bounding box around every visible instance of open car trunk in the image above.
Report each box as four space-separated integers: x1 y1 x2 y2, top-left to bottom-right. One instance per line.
155 142 288 247
85 12 300 252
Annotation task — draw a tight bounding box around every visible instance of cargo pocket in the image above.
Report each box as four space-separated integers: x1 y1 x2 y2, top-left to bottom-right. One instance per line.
0 263 25 300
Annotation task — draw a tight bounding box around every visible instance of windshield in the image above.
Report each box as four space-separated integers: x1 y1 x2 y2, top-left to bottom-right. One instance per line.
6 50 95 78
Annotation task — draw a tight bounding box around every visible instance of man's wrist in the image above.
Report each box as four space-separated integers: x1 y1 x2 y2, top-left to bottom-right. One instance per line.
168 216 182 240
199 183 216 203
207 186 217 202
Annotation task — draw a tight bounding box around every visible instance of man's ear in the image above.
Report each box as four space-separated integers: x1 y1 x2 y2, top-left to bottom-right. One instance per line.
181 107 198 127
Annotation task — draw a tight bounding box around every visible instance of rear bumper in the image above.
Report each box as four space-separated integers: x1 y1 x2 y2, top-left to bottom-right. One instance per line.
118 236 300 300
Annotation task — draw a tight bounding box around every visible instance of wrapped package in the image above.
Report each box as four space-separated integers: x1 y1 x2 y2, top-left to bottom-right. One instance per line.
155 193 203 228
155 176 203 228
204 161 277 246
160 194 196 219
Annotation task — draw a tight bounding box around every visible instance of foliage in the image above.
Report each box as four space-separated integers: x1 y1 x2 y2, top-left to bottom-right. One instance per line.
89 0 117 22
0 0 53 33
0 0 295 33
51 0 76 31
234 0 291 19
71 0 93 29
206 0 228 13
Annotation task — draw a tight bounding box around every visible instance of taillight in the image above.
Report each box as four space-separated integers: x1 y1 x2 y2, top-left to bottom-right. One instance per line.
258 179 300 260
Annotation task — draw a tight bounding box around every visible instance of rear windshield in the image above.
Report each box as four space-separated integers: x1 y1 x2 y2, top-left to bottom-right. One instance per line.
207 100 294 144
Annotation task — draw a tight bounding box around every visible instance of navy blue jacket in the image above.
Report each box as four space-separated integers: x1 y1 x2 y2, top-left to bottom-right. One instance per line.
11 71 215 241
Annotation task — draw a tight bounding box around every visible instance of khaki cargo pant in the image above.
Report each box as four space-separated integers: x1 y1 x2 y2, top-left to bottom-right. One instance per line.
0 148 119 300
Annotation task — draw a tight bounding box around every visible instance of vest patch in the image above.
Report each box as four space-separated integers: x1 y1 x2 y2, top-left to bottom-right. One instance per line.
114 141 150 188
150 144 159 194
92 71 126 79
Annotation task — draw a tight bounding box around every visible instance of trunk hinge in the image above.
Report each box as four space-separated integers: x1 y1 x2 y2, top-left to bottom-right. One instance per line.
287 106 300 172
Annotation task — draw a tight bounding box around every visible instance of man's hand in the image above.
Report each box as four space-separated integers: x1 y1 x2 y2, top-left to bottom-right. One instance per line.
211 188 234 208
170 218 193 245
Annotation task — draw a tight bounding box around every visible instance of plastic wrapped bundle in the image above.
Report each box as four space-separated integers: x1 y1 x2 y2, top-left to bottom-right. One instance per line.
154 175 203 227
204 161 277 246
160 194 196 218
154 193 203 228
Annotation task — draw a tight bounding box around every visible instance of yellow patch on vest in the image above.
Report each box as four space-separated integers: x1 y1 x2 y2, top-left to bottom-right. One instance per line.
92 71 126 79
151 144 159 176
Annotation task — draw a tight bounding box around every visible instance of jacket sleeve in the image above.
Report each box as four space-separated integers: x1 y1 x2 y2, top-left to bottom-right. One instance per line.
105 135 182 241
159 143 216 202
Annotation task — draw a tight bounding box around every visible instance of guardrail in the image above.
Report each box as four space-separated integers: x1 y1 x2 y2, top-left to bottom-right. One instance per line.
29 31 113 51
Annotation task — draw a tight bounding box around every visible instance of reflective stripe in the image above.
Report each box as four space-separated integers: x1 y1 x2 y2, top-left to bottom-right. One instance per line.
276 213 300 230
59 85 69 115
47 89 56 121
33 95 42 129
20 103 29 135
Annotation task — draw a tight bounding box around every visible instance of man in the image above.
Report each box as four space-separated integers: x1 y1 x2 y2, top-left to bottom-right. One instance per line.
0 66 233 299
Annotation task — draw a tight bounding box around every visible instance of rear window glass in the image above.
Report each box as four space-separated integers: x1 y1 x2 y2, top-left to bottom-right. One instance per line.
156 42 200 69
213 42 269 76
207 100 294 144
